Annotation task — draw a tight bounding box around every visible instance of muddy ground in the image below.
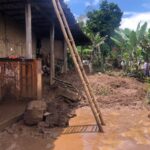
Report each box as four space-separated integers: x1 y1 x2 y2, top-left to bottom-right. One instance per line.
61 71 147 109
0 72 149 150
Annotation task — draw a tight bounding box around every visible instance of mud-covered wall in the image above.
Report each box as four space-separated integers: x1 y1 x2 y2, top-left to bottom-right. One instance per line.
0 13 36 58
41 38 64 60
54 40 64 60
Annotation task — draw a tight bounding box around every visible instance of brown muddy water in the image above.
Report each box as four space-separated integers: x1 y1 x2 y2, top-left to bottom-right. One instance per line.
53 107 150 150
1 106 150 150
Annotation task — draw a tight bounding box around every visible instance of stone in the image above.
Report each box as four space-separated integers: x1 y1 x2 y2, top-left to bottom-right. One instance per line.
24 100 47 126
46 143 52 149
13 134 18 139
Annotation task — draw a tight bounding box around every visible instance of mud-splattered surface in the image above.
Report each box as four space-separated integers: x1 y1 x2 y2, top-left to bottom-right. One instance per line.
1 107 150 150
0 72 150 150
61 72 147 109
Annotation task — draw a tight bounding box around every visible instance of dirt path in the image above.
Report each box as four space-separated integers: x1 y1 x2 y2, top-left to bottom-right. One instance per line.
0 72 149 150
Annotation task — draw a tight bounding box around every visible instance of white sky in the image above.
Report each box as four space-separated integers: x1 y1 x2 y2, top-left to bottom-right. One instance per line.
121 12 150 30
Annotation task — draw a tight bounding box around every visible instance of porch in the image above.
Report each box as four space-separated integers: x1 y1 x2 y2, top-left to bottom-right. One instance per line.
0 0 90 130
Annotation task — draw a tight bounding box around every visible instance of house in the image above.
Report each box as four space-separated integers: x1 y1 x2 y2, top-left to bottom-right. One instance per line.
0 0 90 101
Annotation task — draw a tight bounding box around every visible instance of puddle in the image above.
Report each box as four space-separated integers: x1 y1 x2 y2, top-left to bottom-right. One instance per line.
53 107 150 150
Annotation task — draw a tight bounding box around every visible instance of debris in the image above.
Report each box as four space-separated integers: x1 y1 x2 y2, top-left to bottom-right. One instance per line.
46 143 52 149
5 127 14 134
45 97 77 127
24 100 47 126
58 86 80 102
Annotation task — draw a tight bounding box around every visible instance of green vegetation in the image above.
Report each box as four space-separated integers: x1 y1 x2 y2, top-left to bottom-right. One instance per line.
78 0 123 72
76 0 150 79
110 22 150 80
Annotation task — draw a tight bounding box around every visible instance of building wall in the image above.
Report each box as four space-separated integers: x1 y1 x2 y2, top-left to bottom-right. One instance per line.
54 40 64 60
41 38 64 60
0 13 36 58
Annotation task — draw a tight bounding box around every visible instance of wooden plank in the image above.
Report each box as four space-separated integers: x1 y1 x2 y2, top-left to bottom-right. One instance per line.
52 0 105 132
25 2 32 59
0 59 42 100
50 24 55 85
21 63 26 98
63 40 68 73
26 63 31 98
32 60 37 98
36 59 42 100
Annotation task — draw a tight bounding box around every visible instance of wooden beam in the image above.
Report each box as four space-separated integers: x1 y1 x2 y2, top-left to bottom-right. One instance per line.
36 59 42 99
25 2 32 58
50 24 55 85
63 40 68 73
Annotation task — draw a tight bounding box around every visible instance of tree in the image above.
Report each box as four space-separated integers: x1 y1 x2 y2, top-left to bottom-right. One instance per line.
140 28 150 62
86 0 123 38
85 0 122 71
77 16 108 71
111 22 148 72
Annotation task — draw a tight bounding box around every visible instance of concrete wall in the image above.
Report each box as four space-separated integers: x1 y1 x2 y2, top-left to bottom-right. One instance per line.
0 13 36 58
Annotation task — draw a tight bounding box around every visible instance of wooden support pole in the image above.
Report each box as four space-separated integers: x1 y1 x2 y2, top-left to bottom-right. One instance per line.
50 24 55 85
56 0 105 126
25 2 32 59
0 85 2 102
63 40 68 73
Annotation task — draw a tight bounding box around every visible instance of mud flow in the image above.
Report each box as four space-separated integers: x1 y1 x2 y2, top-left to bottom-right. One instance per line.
0 73 150 150
54 107 150 150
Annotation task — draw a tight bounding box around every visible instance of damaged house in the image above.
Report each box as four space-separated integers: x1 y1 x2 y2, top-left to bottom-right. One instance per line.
0 0 90 129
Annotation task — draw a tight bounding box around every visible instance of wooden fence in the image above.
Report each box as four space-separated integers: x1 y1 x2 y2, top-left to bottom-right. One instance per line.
0 58 42 101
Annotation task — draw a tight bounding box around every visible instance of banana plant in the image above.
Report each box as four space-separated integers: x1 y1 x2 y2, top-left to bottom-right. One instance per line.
111 22 148 72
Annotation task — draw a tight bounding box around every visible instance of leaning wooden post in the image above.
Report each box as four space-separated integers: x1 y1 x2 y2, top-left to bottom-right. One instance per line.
50 24 55 85
25 1 32 59
63 40 68 73
52 0 105 131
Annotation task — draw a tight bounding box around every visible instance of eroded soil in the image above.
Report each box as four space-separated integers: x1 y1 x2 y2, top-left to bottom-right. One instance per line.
61 72 147 109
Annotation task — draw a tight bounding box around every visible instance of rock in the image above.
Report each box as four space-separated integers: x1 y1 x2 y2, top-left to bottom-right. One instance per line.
46 143 52 149
98 72 102 76
13 134 18 139
24 100 47 126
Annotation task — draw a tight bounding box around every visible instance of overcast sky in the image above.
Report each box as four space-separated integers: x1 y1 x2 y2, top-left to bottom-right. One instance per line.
64 0 150 30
